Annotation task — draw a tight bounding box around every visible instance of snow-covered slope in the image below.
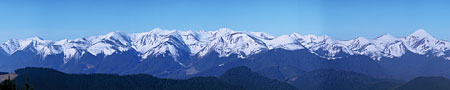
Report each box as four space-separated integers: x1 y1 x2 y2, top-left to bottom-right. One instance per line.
1 28 450 61
1 37 62 58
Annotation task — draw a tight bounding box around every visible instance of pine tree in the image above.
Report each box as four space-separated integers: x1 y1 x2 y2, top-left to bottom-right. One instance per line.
1 75 16 90
25 76 30 90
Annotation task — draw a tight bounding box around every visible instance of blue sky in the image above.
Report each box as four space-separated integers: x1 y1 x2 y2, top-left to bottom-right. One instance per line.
1 0 450 42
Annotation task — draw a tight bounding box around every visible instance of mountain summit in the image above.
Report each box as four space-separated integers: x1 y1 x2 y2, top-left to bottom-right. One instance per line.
408 29 434 39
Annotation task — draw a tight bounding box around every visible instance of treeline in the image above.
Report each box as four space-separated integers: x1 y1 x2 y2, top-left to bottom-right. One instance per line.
11 67 296 90
7 66 450 90
394 76 450 90
12 68 241 90
289 69 403 90
287 69 450 90
0 75 32 90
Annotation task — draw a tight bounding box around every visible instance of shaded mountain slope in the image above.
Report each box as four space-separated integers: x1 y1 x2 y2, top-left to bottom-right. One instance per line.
13 67 244 90
394 76 450 90
11 66 299 90
288 69 403 90
219 66 298 90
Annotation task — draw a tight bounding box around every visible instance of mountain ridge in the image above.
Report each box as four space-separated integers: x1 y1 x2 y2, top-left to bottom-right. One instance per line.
1 28 449 61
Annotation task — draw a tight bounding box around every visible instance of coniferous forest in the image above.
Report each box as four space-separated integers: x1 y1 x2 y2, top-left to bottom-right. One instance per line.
3 67 295 90
1 66 450 90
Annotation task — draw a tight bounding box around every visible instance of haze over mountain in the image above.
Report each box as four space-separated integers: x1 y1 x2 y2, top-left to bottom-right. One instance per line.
1 28 450 81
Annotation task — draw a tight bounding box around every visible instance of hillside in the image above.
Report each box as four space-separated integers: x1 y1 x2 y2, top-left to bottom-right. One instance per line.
394 76 450 90
288 69 403 90
219 66 298 90
11 66 298 90
13 67 244 90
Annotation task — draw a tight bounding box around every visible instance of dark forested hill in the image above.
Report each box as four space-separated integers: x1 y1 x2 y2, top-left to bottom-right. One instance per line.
13 67 245 90
394 76 450 90
0 72 7 75
288 69 403 90
11 66 298 90
8 67 450 90
219 66 298 90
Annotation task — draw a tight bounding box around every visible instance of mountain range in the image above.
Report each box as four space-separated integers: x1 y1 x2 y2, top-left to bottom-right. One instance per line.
1 28 450 81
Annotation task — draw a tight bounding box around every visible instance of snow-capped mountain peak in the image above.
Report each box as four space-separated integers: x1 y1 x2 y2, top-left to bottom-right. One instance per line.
28 37 44 40
375 34 398 42
264 34 304 50
251 32 275 39
84 31 133 56
103 31 128 39
290 33 301 38
408 29 434 39
373 34 400 52
148 28 177 35
103 31 131 45
211 28 236 37
353 37 371 45
0 37 55 55
402 29 443 55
